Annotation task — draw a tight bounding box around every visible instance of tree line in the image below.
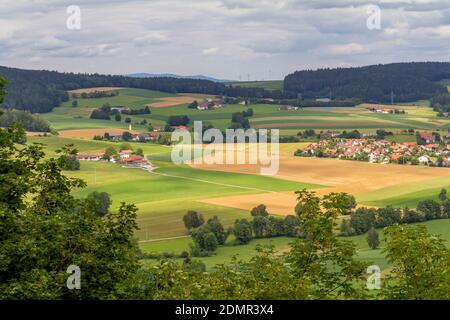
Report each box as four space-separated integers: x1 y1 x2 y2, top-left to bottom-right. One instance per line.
0 66 288 114
284 62 450 103
0 108 51 132
341 189 449 236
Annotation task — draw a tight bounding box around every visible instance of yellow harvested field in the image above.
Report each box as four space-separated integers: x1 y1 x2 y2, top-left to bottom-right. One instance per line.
192 153 450 215
145 96 198 108
26 131 48 137
59 128 139 139
67 87 126 94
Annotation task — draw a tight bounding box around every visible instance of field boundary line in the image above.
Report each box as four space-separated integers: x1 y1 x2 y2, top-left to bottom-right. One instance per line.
139 235 190 243
148 170 279 194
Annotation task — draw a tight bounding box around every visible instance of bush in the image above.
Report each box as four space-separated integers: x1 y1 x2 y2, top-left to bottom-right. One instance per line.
59 155 80 171
367 228 380 249
417 200 442 220
90 109 110 120
349 208 376 235
183 211 205 231
233 219 253 244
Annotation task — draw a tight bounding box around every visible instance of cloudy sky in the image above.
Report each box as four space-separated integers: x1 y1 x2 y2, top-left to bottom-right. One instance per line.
1 0 450 80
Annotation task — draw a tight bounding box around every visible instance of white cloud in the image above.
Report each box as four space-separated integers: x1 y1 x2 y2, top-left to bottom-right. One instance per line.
202 47 219 55
329 43 370 55
0 0 449 79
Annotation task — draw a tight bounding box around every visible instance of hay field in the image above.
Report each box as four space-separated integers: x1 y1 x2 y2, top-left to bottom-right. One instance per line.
145 96 198 108
190 148 450 215
59 128 140 139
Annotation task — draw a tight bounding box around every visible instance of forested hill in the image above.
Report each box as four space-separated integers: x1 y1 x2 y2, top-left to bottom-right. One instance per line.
284 62 450 103
0 66 279 113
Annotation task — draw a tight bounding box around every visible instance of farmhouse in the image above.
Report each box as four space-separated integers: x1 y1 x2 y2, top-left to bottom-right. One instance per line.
197 98 224 110
76 153 104 161
419 132 436 144
279 105 299 111
119 150 133 159
108 133 123 141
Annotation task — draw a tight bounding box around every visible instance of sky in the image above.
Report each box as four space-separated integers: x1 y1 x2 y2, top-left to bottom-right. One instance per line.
1 0 450 80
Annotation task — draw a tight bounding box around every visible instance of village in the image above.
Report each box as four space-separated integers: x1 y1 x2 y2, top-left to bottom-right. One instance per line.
297 131 450 167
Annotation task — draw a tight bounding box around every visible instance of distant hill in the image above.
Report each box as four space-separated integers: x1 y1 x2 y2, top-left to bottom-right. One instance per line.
284 62 450 103
128 73 233 83
0 66 275 113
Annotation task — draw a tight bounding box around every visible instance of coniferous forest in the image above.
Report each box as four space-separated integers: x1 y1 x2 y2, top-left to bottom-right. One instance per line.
2 62 450 114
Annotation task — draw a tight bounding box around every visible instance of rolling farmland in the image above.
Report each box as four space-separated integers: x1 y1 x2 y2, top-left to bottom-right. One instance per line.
26 87 450 271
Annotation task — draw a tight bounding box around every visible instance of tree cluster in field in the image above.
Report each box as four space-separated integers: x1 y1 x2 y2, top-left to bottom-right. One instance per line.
0 108 51 132
230 109 253 129
71 91 119 99
284 62 450 103
183 204 307 257
121 106 151 116
90 103 151 121
166 115 190 127
430 92 450 116
341 189 450 237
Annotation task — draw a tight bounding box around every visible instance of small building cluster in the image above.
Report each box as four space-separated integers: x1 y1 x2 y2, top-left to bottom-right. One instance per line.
75 150 154 170
366 107 406 114
279 105 299 111
298 132 450 167
197 98 225 111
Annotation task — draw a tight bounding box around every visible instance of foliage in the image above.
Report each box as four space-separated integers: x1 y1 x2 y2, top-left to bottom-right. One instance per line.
183 211 205 231
167 115 190 126
190 225 218 256
87 192 112 217
0 124 140 299
206 216 228 245
251 204 269 217
417 199 442 220
0 109 51 132
286 189 368 299
233 219 253 244
382 225 450 300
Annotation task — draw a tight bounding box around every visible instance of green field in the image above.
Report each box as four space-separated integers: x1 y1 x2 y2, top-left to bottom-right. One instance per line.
39 87 450 133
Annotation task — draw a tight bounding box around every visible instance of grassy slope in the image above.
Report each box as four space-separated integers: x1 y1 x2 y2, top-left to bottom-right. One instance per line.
357 177 450 208
29 136 319 240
